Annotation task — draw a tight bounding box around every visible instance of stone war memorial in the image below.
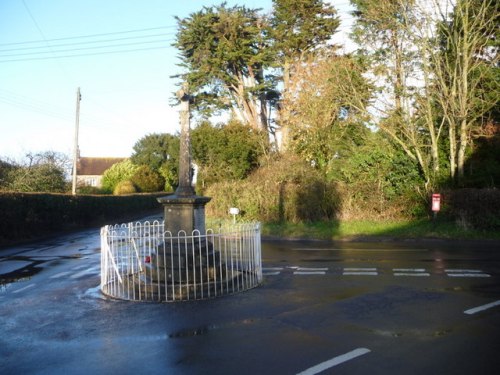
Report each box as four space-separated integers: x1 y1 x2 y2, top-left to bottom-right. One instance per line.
100 84 262 302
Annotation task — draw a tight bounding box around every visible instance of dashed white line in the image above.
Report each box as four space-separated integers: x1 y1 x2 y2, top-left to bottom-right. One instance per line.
343 268 378 276
297 267 328 271
296 348 371 375
445 269 483 273
393 268 430 277
464 300 500 315
446 269 490 278
447 273 490 278
393 268 426 272
344 268 377 271
294 267 328 275
394 273 430 277
262 267 283 276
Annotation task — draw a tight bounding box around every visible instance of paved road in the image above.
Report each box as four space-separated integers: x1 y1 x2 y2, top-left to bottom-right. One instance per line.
1 227 499 375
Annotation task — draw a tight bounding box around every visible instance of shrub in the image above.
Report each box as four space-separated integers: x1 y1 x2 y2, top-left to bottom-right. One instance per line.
101 159 138 193
445 188 500 230
130 165 165 192
204 154 340 223
113 180 137 195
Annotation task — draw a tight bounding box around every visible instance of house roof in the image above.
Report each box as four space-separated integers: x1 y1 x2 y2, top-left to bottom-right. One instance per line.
77 157 126 176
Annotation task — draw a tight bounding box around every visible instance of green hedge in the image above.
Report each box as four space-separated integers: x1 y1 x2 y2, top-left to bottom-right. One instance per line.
0 192 164 246
444 188 500 230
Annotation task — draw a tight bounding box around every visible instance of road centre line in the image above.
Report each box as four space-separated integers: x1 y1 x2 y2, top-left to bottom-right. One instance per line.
464 300 500 315
343 267 378 276
294 271 326 275
445 269 490 277
394 273 430 277
344 268 377 271
296 348 371 375
293 248 427 252
393 268 426 272
262 267 284 271
297 267 329 271
393 268 430 277
447 273 490 278
445 269 483 273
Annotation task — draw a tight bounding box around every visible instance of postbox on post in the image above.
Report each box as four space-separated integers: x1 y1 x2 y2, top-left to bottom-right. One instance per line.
431 193 441 221
432 194 441 212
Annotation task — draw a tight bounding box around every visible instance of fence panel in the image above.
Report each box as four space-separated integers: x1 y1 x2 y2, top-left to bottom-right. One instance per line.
101 221 262 302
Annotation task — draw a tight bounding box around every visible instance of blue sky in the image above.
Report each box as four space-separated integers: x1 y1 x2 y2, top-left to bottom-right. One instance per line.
0 0 353 160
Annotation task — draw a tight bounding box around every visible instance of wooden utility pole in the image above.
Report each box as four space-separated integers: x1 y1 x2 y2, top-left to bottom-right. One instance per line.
71 87 81 195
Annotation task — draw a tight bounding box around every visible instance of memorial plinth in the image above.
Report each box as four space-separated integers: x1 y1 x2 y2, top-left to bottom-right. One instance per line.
157 194 211 235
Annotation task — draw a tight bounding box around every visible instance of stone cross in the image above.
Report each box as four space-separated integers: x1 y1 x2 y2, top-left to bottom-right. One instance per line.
175 82 195 196
157 82 211 235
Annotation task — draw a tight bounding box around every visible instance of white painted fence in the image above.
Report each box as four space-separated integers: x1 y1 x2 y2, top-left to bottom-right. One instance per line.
100 221 262 302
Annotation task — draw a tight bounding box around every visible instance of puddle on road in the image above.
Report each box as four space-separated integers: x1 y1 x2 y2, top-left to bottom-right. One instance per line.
169 318 257 339
0 254 85 290
0 266 42 292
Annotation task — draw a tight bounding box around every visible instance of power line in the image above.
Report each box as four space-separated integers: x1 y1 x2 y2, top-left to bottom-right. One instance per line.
0 44 173 63
0 32 175 53
0 25 177 47
0 38 171 58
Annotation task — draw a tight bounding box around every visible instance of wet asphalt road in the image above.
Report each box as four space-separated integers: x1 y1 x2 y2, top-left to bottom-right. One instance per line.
1 225 500 375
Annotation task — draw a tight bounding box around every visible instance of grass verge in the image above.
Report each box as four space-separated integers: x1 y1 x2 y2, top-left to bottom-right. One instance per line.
261 218 500 241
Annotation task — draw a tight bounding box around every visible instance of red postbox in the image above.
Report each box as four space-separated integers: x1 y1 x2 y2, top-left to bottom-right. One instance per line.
432 194 441 212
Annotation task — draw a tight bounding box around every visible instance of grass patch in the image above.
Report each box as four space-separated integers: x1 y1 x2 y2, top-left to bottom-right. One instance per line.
261 218 500 241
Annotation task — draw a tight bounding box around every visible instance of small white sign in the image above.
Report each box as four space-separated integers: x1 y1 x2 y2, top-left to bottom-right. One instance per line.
229 207 239 215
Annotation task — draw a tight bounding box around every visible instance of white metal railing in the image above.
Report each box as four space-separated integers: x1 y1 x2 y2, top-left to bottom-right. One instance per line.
100 221 262 302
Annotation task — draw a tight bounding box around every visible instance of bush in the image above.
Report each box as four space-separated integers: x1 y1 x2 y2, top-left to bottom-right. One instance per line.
101 159 138 193
113 180 137 195
204 155 340 223
445 188 500 230
130 165 165 192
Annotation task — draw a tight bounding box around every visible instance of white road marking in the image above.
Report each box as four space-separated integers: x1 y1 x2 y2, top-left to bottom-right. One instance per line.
293 248 427 252
297 267 328 271
263 272 281 276
464 300 500 315
294 271 326 275
393 268 429 277
446 269 490 278
393 268 426 272
447 273 490 278
343 267 378 276
12 283 36 294
344 268 377 271
394 273 430 277
445 269 483 273
262 267 284 271
296 348 371 375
